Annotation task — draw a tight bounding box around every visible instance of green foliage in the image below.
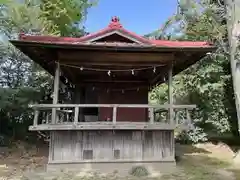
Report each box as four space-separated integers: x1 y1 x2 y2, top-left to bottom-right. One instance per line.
150 0 236 142
0 0 50 36
39 0 95 36
0 0 93 141
176 128 208 143
0 0 94 37
0 41 52 140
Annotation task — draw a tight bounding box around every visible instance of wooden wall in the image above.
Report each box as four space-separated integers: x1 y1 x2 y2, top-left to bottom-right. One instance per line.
98 89 148 122
49 130 175 163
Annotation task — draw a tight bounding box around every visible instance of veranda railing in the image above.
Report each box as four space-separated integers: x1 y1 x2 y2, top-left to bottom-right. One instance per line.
29 104 196 128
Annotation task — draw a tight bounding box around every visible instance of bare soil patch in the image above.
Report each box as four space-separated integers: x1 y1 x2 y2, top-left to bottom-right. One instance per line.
0 142 240 179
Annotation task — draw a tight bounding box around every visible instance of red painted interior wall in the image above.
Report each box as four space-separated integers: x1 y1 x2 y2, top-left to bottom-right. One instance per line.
98 89 148 122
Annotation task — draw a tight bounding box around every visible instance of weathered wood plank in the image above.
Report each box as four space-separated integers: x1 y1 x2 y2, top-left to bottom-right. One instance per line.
33 110 39 126
168 64 174 124
49 130 175 163
59 61 166 67
112 107 117 124
29 122 175 131
170 131 174 156
48 131 54 162
49 158 175 164
51 62 60 124
143 131 152 160
186 109 191 124
58 50 174 63
30 103 197 109
149 108 154 123
74 107 79 124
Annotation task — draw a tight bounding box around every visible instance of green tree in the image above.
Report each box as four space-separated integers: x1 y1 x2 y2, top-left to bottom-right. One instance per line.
149 0 236 142
0 0 95 142
40 0 94 36
0 0 94 37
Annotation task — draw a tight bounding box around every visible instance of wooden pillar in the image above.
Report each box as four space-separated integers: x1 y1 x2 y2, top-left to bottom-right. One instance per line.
112 106 117 124
168 64 174 124
33 110 39 126
74 107 79 124
52 62 60 124
80 88 85 122
149 108 154 124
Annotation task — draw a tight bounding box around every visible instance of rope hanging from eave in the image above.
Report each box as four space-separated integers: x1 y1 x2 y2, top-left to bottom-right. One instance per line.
59 63 164 73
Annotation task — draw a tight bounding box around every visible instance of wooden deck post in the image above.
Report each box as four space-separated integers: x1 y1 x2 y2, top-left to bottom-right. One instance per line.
33 110 39 126
52 62 60 124
112 106 117 124
74 107 79 124
149 108 154 124
168 64 174 124
186 109 191 125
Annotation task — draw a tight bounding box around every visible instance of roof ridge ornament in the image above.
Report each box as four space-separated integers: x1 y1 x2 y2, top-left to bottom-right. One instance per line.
108 16 122 29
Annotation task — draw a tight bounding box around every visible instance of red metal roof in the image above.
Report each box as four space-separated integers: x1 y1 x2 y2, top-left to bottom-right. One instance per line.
18 16 213 48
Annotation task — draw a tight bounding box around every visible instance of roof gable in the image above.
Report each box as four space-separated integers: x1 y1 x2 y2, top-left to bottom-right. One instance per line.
86 30 146 44
16 16 214 48
93 33 136 43
78 16 152 44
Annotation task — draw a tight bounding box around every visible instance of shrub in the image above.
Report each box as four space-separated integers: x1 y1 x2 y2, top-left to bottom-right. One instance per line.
129 165 149 177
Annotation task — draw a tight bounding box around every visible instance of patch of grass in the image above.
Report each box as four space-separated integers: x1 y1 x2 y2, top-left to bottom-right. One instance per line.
187 155 231 168
161 171 187 180
182 165 222 180
161 167 222 180
161 154 232 180
228 169 240 180
3 143 240 180
21 172 159 180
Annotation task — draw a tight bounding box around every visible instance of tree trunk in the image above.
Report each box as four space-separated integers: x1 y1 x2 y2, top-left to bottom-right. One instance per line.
225 0 240 134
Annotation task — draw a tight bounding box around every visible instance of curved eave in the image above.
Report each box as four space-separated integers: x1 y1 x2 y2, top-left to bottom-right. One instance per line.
10 40 217 52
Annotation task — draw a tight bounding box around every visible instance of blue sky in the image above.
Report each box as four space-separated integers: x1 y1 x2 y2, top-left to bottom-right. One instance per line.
84 0 178 35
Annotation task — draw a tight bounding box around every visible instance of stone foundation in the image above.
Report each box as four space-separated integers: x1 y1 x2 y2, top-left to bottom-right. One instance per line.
47 161 176 176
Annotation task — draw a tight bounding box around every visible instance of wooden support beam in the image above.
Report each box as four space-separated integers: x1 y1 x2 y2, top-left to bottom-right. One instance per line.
58 51 174 63
59 61 167 67
79 87 85 122
46 112 50 124
29 122 175 131
51 62 60 124
33 110 39 126
49 132 54 162
186 109 191 125
74 107 79 124
112 107 117 124
48 158 175 164
149 108 154 124
30 104 197 109
168 64 174 124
